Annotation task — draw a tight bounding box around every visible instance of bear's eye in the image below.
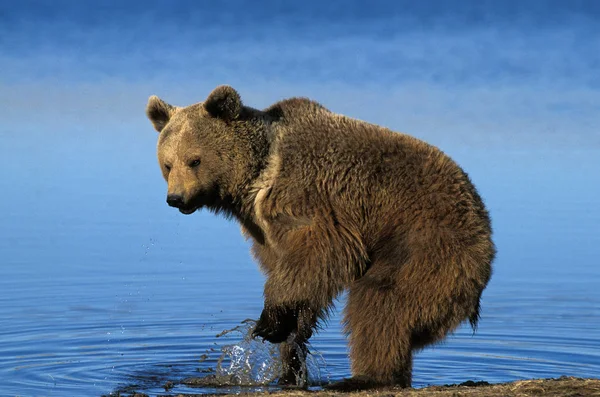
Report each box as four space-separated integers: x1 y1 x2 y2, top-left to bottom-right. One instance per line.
189 159 201 168
164 164 171 171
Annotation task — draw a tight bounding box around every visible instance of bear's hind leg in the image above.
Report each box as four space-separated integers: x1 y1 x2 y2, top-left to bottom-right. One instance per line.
337 270 413 389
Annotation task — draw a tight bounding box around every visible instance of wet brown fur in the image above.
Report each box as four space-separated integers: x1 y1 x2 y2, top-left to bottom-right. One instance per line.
145 86 495 388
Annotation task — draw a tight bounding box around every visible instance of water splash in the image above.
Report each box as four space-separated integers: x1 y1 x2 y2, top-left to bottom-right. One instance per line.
213 320 280 386
185 319 329 388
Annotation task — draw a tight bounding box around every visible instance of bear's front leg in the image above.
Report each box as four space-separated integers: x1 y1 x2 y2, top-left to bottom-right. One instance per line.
252 219 368 385
278 337 309 386
253 301 316 387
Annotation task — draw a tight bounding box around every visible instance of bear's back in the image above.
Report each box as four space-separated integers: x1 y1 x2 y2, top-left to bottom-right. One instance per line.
269 99 442 199
263 101 491 255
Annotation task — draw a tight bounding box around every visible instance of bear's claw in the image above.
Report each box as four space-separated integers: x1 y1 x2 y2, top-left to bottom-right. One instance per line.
252 321 291 343
252 306 297 343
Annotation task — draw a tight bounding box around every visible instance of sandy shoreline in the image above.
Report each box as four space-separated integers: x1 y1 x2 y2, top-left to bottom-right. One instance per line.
113 376 600 397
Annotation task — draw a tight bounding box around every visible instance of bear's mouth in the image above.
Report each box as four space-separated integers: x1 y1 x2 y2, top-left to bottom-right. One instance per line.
175 189 219 215
179 206 198 215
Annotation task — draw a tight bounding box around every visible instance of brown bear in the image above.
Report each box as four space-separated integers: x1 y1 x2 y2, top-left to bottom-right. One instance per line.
145 85 495 389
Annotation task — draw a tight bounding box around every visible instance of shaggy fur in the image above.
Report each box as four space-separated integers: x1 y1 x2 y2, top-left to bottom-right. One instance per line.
145 86 495 389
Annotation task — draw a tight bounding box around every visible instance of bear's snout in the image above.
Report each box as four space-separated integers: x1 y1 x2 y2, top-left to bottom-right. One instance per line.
166 194 184 208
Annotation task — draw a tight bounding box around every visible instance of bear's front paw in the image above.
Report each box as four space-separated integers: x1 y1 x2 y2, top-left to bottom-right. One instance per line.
252 306 297 344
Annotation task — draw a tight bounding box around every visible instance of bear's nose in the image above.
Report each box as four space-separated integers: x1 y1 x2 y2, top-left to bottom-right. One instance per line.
166 194 184 208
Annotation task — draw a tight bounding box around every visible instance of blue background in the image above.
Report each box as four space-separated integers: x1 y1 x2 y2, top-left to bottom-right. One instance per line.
1 1 599 396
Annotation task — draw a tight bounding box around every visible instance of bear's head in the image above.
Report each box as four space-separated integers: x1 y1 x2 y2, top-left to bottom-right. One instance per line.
145 85 267 215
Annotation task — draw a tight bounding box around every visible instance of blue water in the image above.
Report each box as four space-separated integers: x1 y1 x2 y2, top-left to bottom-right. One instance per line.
1 141 599 396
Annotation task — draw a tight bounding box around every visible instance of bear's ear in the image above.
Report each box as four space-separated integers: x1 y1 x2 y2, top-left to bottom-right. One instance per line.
146 96 176 133
204 85 242 121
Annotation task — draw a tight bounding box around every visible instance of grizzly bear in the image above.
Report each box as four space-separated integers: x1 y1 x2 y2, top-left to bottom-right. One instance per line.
145 86 495 389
